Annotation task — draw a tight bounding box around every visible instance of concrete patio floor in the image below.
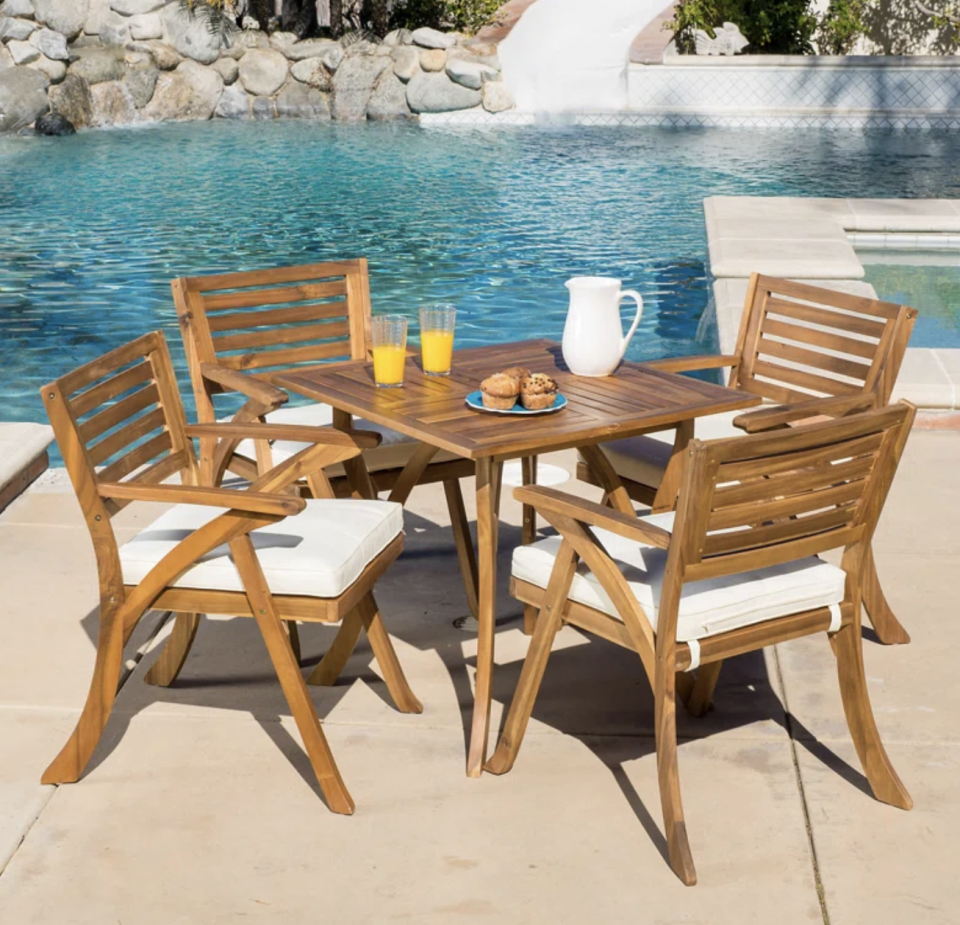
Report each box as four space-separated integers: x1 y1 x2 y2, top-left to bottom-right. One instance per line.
0 436 957 924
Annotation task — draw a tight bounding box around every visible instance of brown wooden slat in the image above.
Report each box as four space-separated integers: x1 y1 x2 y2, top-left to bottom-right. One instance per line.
107 450 188 511
99 431 173 483
184 261 360 293
751 360 861 397
718 431 884 483
756 337 872 382
206 300 349 332
703 505 856 557
201 280 348 312
221 340 354 371
709 480 865 531
739 376 812 406
213 321 352 354
713 454 875 509
71 361 154 418
759 276 902 321
79 383 160 444
761 318 879 360
88 407 167 466
58 334 160 398
765 297 888 337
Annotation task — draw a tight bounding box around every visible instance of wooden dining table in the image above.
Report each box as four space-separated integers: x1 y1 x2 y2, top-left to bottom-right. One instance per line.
277 338 761 777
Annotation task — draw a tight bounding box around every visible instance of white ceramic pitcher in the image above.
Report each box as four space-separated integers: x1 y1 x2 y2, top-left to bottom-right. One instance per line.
561 277 644 377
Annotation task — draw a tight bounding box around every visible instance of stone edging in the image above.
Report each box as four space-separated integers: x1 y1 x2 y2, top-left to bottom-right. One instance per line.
703 196 960 411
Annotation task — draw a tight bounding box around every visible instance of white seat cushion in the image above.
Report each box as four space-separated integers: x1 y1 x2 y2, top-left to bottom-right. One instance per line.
120 499 403 599
590 410 746 489
225 402 461 475
512 511 845 643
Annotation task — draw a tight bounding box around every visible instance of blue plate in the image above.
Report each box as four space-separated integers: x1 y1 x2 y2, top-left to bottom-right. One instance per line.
465 390 567 415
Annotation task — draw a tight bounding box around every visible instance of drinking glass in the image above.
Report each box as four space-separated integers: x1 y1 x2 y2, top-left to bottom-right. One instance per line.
419 304 456 377
371 314 408 388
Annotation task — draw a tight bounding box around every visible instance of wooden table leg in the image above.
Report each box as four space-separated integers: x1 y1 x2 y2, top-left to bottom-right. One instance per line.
521 456 538 635
444 478 480 621
652 419 693 513
333 409 377 500
467 456 503 778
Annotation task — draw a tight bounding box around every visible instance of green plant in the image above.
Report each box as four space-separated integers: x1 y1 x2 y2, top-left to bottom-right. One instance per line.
177 0 238 44
816 0 867 53
390 0 500 34
914 0 960 27
667 0 818 54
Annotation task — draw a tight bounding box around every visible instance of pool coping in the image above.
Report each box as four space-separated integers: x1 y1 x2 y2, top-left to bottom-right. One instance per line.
703 196 960 411
0 423 54 514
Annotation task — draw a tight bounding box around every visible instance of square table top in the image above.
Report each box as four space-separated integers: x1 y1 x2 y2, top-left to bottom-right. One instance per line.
277 339 761 461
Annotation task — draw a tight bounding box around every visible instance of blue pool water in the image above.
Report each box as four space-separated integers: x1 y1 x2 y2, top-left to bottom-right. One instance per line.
3 122 960 463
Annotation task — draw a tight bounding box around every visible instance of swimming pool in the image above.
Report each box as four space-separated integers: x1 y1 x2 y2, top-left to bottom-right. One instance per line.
3 122 960 462
860 250 960 348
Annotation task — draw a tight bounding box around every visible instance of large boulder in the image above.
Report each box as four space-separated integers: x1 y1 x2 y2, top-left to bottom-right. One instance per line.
330 53 387 121
69 48 123 83
289 56 329 91
7 39 38 64
251 93 274 119
410 27 455 49
275 78 328 119
48 72 92 125
160 1 221 64
99 9 130 43
482 80 513 113
367 70 412 121
0 45 13 69
28 26 67 59
0 16 37 39
211 55 237 85
90 78 137 125
419 48 445 72
214 81 248 118
405 71 479 113
445 57 496 90
35 110 74 133
32 0 88 39
124 61 157 106
0 0 35 17
83 0 111 35
391 45 418 82
128 38 179 69
237 47 287 96
0 65 48 130
27 52 65 82
142 57 221 121
110 0 164 13
283 38 340 65
129 12 161 39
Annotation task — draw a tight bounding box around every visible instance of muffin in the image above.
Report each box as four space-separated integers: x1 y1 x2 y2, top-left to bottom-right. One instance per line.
480 372 520 410
502 366 532 382
520 373 558 410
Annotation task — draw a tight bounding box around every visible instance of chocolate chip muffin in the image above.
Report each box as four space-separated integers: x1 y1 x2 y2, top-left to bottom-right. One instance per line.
480 372 520 410
520 373 558 410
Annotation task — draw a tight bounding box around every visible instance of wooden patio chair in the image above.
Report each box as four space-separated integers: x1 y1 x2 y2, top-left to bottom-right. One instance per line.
492 402 915 885
578 274 917 647
39 331 421 815
172 259 475 501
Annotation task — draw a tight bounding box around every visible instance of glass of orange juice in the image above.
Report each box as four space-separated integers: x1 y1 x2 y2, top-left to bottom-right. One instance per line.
371 314 408 388
419 304 456 377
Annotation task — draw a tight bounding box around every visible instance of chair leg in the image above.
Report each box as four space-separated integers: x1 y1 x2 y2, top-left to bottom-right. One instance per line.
357 593 422 714
231 536 354 814
654 664 698 886
681 661 723 718
42 597 126 785
485 542 576 775
306 608 363 686
145 612 201 687
286 621 302 664
832 621 912 810
521 456 538 636
862 545 910 645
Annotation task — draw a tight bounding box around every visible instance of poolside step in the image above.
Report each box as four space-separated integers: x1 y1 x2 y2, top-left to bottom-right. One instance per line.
0 423 54 514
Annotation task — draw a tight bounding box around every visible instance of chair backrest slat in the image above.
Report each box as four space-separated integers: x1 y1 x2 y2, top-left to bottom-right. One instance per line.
173 259 372 424
674 403 913 584
730 274 917 406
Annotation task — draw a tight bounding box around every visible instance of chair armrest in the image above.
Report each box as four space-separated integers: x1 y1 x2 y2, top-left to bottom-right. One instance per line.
98 482 305 516
642 354 741 374
200 363 289 410
733 393 877 433
184 423 382 449
513 486 672 549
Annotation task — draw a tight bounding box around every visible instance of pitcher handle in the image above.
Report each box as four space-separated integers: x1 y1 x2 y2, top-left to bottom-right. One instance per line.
619 290 644 355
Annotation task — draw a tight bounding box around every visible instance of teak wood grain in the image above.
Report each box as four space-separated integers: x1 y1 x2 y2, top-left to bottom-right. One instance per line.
38 330 419 814
278 338 761 777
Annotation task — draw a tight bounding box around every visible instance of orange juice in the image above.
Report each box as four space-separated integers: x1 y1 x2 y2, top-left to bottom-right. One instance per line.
421 329 454 376
373 344 406 387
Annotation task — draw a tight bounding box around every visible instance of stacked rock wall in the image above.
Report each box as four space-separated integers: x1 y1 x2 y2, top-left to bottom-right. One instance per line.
0 4 516 132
